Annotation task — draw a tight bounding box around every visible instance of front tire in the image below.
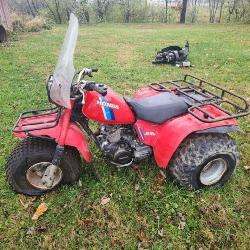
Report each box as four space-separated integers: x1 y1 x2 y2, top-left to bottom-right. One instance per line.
6 138 82 196
169 134 239 190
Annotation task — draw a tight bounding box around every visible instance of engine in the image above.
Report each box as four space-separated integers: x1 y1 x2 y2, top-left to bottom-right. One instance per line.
97 125 152 167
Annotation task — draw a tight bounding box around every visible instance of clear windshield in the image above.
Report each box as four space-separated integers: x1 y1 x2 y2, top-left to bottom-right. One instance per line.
50 13 79 109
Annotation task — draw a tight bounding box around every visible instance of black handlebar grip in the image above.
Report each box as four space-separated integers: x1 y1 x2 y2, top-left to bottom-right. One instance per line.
95 83 107 96
91 68 98 73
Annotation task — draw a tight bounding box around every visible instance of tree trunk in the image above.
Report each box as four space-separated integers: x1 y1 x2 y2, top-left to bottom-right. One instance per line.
165 0 168 23
191 0 198 23
124 0 131 23
30 0 39 14
84 10 90 23
218 1 224 23
26 0 36 17
209 0 220 23
54 0 62 24
43 0 58 23
180 0 188 23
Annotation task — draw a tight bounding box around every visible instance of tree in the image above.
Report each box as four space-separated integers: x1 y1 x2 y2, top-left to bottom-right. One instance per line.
43 0 57 22
26 0 36 17
42 0 62 23
208 0 220 23
165 0 168 23
180 0 188 23
79 0 90 23
30 0 40 13
190 0 201 23
227 0 248 22
94 0 113 21
54 0 62 24
218 0 225 22
123 0 131 23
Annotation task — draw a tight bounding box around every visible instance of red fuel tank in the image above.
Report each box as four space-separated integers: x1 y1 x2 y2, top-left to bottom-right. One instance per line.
82 88 135 124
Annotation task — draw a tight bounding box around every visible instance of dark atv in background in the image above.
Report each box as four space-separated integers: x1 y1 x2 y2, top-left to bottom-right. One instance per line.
153 41 191 67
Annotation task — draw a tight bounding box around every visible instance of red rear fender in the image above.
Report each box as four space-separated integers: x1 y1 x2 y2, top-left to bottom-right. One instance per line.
13 115 92 163
134 113 238 168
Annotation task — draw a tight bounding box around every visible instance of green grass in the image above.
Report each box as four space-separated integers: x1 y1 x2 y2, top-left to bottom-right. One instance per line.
0 23 250 249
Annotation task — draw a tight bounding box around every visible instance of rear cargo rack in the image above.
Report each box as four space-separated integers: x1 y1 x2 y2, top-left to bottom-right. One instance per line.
149 74 249 123
13 106 61 133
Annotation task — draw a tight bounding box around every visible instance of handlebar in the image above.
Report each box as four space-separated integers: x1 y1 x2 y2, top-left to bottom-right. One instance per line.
91 68 98 73
77 67 98 82
73 67 107 97
79 80 107 96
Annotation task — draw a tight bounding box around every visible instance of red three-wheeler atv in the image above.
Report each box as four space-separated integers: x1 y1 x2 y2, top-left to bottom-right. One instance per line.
6 14 249 195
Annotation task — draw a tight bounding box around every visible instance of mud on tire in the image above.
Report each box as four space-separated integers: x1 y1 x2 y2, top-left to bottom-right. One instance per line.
169 133 239 190
6 138 82 196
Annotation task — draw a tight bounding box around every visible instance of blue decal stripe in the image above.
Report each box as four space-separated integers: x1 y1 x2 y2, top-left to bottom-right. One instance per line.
109 109 115 120
101 97 115 121
138 127 145 140
104 106 112 120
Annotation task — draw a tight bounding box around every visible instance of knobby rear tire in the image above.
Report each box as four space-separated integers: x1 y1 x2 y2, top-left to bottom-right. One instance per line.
169 133 239 190
6 138 82 196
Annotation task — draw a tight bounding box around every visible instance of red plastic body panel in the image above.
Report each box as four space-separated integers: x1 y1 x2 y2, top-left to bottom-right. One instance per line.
132 86 161 99
13 85 240 169
82 88 135 124
133 86 238 168
14 111 92 163
134 112 237 168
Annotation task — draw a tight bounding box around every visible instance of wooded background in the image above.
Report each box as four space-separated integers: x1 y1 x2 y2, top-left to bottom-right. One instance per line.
9 0 250 24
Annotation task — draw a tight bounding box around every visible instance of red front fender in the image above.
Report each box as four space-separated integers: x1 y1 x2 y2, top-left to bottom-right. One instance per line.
14 115 92 163
134 114 237 168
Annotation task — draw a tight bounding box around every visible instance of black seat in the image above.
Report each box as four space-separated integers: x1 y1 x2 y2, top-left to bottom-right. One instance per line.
125 92 188 124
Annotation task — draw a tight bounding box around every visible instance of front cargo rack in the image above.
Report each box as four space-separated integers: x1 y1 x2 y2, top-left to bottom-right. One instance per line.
149 74 249 123
13 106 61 133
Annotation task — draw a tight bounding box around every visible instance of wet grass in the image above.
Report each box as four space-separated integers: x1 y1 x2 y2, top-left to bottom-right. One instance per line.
0 23 250 249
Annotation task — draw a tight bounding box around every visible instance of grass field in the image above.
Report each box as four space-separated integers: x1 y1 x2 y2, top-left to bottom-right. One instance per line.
0 23 250 249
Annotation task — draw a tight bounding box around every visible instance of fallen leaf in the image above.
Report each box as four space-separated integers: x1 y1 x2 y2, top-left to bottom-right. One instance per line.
176 212 186 222
26 226 35 236
158 228 164 237
153 174 166 186
32 202 48 220
244 165 250 170
79 219 95 228
178 221 186 230
78 179 82 187
19 195 36 210
19 198 29 209
135 184 140 191
36 225 48 233
138 229 149 249
100 195 111 206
